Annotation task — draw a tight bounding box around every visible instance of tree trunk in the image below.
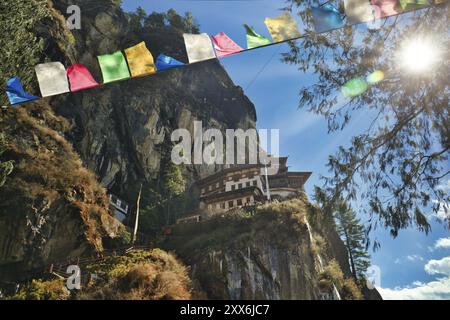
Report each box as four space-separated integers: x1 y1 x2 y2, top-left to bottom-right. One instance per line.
132 184 143 244
344 228 357 280
166 195 171 226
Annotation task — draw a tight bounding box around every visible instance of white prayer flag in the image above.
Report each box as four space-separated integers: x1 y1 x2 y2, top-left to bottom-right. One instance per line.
183 33 217 64
344 0 375 24
35 62 70 97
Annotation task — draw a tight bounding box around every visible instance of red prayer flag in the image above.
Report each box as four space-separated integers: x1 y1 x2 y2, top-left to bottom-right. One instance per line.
67 64 99 92
211 32 243 58
371 0 399 18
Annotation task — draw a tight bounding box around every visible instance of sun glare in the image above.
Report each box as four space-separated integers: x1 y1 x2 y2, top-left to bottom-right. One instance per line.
399 38 440 74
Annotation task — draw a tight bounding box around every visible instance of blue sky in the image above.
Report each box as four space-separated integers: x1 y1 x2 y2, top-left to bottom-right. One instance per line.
121 0 450 299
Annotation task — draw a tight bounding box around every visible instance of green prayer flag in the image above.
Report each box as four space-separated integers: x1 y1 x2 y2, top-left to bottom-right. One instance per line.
244 24 271 49
97 51 131 84
399 0 429 10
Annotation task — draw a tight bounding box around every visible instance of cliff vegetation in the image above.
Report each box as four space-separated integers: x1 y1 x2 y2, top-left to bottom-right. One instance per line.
8 249 191 300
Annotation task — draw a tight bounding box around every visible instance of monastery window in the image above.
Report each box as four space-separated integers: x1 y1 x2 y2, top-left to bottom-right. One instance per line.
228 201 234 208
253 180 257 186
221 203 225 209
238 183 242 189
237 199 243 206
231 185 236 191
246 182 251 187
246 197 251 203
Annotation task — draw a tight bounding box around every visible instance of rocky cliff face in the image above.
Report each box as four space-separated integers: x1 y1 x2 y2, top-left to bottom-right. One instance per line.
49 0 257 202
190 238 321 300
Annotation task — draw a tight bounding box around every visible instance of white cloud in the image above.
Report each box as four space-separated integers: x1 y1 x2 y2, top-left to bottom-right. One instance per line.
380 255 450 299
395 254 424 264
435 237 450 250
425 257 450 276
378 277 450 300
437 179 450 192
406 255 424 262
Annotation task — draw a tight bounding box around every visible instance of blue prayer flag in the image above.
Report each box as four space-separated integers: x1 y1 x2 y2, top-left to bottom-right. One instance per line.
312 3 345 33
156 54 185 72
6 77 39 106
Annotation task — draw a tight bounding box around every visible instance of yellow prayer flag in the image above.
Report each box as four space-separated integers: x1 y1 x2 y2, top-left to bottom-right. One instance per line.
264 12 301 42
124 42 157 77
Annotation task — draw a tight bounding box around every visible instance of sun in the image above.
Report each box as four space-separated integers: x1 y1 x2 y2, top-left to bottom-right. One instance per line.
398 37 440 74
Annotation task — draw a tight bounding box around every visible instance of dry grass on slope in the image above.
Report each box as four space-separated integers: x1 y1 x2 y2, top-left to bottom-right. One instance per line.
0 103 122 251
79 249 192 300
7 249 191 300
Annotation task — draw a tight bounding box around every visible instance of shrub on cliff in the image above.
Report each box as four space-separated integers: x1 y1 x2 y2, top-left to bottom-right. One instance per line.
340 278 363 300
0 0 51 104
311 234 327 256
5 249 191 300
318 259 345 289
318 259 363 300
78 249 191 300
126 7 200 34
0 133 14 188
82 263 191 300
166 196 311 253
9 279 70 300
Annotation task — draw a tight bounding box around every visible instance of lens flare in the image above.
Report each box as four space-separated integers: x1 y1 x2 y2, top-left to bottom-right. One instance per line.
341 77 368 98
366 70 385 84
